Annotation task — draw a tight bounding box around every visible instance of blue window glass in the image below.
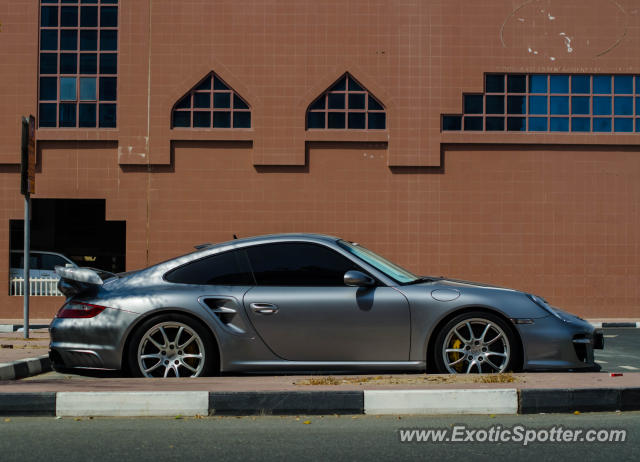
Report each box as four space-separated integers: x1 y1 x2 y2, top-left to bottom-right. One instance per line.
529 95 547 115
213 76 229 90
636 76 640 95
196 78 211 91
328 93 344 109
637 97 640 115
571 117 590 132
193 112 211 128
507 117 526 131
39 103 57 128
99 54 117 74
80 53 97 74
348 113 366 129
80 30 97 51
550 75 569 94
309 98 324 111
593 117 611 132
614 97 633 115
507 96 525 114
307 112 324 128
40 53 57 74
60 6 78 27
60 77 76 101
101 6 118 27
593 97 611 115
571 75 590 94
463 117 482 130
593 75 611 94
40 77 57 100
550 117 569 132
40 30 57 51
442 115 462 130
99 103 116 128
614 76 633 94
175 96 190 109
233 112 251 128
101 0 118 3
528 117 547 131
60 30 77 50
485 74 504 93
571 96 590 115
79 77 96 101
41 6 58 27
194 93 210 109
327 112 345 129
348 79 363 91
529 75 547 93
637 118 640 132
507 75 526 93
213 111 232 128
60 53 77 73
59 103 76 127
99 77 117 101
329 78 346 92
79 103 96 127
486 95 504 114
614 118 633 132
368 113 385 129
550 96 569 115
172 111 190 127
463 95 483 114
349 93 365 109
234 95 249 110
486 117 504 131
214 93 231 108
100 30 118 51
368 96 383 111
80 6 98 27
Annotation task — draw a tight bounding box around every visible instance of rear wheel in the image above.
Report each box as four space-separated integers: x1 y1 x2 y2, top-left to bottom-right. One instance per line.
433 311 518 374
128 314 218 378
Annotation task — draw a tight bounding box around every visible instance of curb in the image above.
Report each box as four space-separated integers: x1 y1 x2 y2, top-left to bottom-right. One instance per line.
0 388 638 417
0 324 49 333
0 355 51 381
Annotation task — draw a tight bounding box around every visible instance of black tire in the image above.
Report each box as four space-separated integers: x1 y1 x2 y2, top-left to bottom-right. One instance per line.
433 311 520 374
127 313 218 378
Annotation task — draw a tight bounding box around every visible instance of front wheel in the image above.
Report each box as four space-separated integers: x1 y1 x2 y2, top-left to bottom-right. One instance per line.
128 314 218 378
433 312 519 374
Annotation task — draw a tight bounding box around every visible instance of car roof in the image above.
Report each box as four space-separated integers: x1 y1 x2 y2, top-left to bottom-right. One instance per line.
200 233 342 250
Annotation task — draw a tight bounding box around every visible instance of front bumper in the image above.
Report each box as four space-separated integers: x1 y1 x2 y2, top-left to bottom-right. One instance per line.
517 314 604 371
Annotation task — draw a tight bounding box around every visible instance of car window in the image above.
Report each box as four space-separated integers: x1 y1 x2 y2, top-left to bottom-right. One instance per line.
164 250 254 285
13 255 39 270
10 253 22 268
40 254 70 271
245 242 360 286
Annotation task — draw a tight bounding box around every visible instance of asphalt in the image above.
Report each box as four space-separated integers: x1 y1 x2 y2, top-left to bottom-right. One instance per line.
0 413 637 462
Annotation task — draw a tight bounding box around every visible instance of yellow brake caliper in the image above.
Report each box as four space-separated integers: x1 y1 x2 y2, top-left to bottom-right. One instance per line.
450 339 464 372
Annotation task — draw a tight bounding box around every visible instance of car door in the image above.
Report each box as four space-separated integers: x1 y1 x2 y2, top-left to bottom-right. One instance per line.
242 242 410 361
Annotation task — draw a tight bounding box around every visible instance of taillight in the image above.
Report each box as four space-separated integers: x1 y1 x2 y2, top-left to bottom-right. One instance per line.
56 301 107 318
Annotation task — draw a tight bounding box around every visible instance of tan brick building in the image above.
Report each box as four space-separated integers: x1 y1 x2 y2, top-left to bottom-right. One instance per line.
1 0 639 319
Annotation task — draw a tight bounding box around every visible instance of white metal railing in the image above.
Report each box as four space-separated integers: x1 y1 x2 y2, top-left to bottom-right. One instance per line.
9 277 62 296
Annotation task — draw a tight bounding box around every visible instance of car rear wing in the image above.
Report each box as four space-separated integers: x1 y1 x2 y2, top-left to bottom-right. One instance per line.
55 266 116 298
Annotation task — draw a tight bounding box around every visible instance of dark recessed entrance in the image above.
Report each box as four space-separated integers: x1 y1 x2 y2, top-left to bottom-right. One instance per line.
9 198 126 273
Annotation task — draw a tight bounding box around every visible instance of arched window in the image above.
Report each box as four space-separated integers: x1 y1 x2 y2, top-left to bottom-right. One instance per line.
306 73 386 130
171 72 251 129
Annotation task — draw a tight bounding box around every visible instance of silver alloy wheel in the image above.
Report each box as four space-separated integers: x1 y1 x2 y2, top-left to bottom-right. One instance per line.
137 321 206 378
441 318 510 374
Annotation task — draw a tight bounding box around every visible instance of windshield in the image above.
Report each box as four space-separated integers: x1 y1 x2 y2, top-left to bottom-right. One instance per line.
337 240 419 284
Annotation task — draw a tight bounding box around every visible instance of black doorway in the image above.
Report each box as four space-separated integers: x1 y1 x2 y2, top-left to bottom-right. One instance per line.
9 199 126 273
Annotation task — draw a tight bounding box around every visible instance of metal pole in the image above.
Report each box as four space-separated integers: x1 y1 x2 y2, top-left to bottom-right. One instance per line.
23 193 30 339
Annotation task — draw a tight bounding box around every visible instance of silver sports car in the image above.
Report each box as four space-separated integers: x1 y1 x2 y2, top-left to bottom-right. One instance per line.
50 233 603 377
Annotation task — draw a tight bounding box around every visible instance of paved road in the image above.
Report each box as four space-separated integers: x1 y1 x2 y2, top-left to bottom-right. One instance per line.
595 328 640 372
0 412 637 461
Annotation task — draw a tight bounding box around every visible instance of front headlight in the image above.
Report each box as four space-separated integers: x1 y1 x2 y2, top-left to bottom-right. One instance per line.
527 294 564 320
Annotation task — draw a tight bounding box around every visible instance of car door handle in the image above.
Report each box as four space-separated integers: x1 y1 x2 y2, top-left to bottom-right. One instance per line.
250 303 279 315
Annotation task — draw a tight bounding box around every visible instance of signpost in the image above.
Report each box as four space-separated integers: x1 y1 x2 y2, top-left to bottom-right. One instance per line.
20 115 36 339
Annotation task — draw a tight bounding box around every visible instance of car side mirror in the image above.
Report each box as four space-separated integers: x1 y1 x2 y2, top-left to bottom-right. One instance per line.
344 270 375 287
